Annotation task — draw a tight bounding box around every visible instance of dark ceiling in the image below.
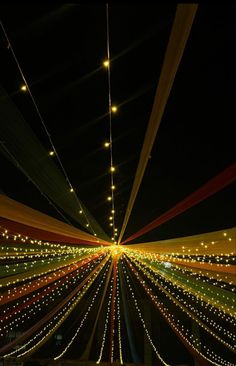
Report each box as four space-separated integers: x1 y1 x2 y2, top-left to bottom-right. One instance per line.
0 3 235 243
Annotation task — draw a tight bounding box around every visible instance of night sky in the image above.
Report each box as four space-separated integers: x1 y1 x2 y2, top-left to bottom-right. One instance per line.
0 2 235 243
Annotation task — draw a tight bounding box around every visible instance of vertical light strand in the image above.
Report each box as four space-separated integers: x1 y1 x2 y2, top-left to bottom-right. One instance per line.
117 264 124 364
53 263 109 360
96 276 113 364
105 4 116 242
109 256 118 363
122 259 170 366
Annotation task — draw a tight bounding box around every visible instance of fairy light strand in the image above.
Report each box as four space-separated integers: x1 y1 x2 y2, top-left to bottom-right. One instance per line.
53 261 110 359
0 20 98 236
105 4 117 242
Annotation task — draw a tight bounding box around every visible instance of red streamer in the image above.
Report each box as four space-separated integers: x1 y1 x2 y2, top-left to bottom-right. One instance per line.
122 163 236 244
0 217 109 246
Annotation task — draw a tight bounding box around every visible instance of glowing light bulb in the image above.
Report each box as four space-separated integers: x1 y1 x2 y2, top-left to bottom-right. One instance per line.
70 188 74 193
104 142 110 148
21 85 27 91
49 151 54 156
86 224 89 227
111 210 115 213
111 105 117 113
110 166 115 172
109 216 113 220
103 60 109 68
107 196 112 201
111 185 115 190
79 210 83 214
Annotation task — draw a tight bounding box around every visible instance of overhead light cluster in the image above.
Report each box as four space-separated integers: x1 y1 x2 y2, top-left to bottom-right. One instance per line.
102 54 119 243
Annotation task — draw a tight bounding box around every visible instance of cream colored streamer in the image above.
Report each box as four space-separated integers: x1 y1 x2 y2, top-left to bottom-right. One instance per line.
0 194 109 244
118 4 198 244
125 227 236 255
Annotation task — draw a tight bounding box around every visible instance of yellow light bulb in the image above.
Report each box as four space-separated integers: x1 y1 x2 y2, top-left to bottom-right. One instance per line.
49 151 54 156
110 223 113 226
104 142 110 148
107 196 112 201
70 188 74 192
109 216 113 220
103 60 109 68
21 85 27 91
111 185 115 190
111 210 115 213
110 166 115 172
111 105 117 113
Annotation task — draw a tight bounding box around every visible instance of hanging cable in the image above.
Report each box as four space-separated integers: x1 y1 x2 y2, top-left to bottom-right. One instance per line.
104 4 117 243
0 19 103 238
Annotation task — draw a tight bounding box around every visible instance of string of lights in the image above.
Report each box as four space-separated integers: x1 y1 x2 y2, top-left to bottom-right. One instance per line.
1 256 104 334
0 250 99 289
121 260 171 366
103 4 118 243
2 255 110 358
130 256 236 351
53 262 109 359
117 265 124 365
129 254 236 323
130 255 236 338
0 142 73 226
124 255 236 366
96 271 114 364
0 3 235 364
0 21 103 237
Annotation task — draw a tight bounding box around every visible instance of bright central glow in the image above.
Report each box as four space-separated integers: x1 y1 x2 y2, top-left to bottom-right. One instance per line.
109 245 124 257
